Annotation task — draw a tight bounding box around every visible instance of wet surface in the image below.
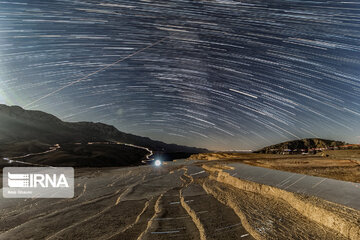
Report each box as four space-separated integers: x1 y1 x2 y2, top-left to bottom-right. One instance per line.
224 163 360 210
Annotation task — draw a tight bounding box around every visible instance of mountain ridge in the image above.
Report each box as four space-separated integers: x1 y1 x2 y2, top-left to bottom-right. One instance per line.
0 104 208 153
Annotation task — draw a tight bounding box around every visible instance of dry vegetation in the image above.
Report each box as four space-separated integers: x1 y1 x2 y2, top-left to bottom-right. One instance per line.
189 150 360 183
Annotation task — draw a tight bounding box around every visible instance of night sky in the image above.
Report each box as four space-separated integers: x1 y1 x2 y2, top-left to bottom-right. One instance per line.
1 0 360 150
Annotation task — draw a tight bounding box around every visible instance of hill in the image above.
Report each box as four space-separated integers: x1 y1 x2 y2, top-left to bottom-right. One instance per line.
255 138 345 154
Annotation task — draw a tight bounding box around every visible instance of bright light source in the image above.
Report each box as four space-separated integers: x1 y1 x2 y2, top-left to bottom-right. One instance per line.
154 159 162 166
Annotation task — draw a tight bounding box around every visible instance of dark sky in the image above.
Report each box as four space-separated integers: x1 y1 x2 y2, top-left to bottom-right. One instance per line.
1 0 360 150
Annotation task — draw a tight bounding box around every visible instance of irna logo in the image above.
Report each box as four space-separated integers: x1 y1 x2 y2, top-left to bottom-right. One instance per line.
3 167 74 198
7 172 69 188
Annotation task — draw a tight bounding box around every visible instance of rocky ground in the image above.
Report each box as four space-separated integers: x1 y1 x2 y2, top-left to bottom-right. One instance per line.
1 159 358 240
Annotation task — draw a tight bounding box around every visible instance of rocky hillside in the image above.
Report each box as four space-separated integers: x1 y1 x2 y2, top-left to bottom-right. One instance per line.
256 138 345 154
0 104 208 153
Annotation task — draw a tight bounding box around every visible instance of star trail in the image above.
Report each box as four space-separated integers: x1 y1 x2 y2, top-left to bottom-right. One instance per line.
1 0 360 150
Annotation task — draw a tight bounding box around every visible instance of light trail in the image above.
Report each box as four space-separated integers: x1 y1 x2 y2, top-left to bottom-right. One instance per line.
24 35 171 108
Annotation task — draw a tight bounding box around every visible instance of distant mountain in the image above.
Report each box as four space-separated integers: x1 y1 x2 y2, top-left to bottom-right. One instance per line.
256 138 345 154
0 104 208 154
